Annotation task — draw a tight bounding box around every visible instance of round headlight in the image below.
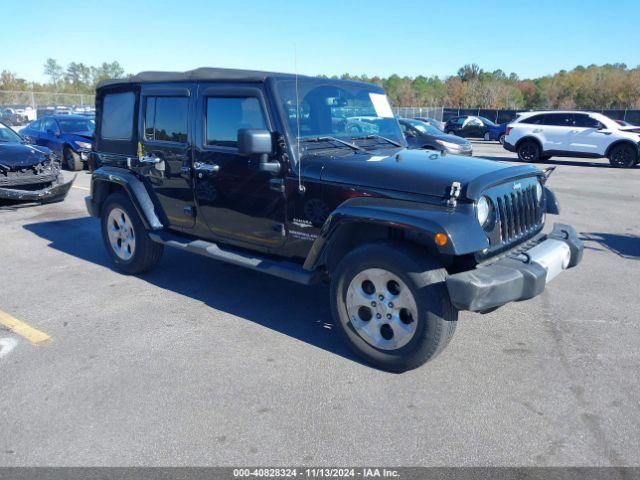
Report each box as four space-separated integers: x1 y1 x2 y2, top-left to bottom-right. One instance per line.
536 182 543 202
477 196 491 227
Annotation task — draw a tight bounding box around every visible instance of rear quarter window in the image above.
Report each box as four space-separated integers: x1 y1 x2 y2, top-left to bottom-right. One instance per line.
101 92 135 140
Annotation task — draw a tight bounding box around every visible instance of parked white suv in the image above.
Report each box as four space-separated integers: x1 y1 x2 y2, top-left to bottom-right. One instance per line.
504 111 640 168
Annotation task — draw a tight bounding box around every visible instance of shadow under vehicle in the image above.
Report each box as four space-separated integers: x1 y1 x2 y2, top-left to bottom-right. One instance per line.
84 68 583 372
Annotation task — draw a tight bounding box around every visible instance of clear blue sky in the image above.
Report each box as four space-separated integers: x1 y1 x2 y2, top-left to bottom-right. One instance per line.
3 0 640 83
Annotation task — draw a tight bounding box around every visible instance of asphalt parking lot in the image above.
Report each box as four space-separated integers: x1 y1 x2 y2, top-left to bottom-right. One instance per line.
1 141 639 467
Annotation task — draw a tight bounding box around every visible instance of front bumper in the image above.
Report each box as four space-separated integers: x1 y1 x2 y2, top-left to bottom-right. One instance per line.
0 174 75 203
446 223 583 312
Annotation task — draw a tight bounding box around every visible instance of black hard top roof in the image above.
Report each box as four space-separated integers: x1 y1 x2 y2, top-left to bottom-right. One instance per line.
96 67 298 89
96 67 379 90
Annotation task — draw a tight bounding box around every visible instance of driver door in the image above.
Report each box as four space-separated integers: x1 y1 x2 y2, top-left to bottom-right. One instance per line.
192 85 287 251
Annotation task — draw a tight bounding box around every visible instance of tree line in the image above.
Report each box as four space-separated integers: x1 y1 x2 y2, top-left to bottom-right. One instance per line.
1 60 639 110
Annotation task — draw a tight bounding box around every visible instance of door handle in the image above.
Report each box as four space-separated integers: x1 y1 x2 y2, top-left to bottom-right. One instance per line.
139 155 161 164
193 161 220 177
533 128 543 133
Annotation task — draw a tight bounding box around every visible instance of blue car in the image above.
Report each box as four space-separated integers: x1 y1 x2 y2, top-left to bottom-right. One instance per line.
21 115 94 171
485 122 508 144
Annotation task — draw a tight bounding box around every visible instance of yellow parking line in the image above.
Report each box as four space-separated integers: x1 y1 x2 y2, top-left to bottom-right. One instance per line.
72 185 90 191
0 310 52 345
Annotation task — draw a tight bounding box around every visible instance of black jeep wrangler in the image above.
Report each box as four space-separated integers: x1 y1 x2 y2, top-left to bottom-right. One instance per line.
86 68 583 372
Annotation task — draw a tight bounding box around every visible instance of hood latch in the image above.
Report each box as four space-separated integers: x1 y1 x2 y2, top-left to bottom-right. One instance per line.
447 181 462 207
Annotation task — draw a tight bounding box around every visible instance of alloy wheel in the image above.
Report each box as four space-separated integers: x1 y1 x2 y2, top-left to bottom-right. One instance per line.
345 268 418 350
106 207 136 261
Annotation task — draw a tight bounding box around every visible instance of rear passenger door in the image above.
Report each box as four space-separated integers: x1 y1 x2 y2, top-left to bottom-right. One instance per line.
138 85 196 229
192 84 286 251
535 113 573 151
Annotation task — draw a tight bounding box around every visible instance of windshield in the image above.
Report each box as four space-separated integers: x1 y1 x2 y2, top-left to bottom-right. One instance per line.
0 122 23 143
408 120 442 136
57 118 95 134
274 78 405 148
478 116 496 126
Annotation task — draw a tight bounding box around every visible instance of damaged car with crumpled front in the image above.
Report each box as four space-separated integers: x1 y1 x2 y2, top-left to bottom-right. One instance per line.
0 120 74 203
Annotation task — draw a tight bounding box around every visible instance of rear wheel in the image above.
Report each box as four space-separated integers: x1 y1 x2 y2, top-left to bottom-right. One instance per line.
517 139 541 162
63 147 82 171
484 132 490 141
446 130 456 136
608 143 637 168
101 191 164 274
330 242 457 372
499 134 506 145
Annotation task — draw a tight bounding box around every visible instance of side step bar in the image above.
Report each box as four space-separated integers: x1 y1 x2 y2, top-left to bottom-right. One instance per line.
148 231 320 285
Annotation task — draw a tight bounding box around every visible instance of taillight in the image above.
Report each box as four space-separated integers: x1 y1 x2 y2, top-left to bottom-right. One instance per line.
505 126 512 136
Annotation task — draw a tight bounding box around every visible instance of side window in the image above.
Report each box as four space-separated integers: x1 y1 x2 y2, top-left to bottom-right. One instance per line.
574 114 600 128
205 97 267 147
42 118 58 133
546 114 573 127
399 122 408 134
29 119 42 131
102 92 135 141
144 96 188 143
522 115 542 125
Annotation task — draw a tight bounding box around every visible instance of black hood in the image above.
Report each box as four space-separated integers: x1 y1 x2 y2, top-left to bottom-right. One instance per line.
303 148 541 200
0 143 51 169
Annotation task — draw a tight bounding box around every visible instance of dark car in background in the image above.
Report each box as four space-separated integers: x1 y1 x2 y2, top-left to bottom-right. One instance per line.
485 122 507 144
21 115 94 171
445 115 496 138
399 118 472 155
0 120 74 203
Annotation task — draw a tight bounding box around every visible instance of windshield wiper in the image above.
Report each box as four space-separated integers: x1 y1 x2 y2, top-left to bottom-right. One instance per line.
351 134 403 147
302 136 367 153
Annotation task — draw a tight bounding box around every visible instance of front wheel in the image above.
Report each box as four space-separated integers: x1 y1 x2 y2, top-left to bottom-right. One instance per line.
330 242 457 372
63 147 83 171
608 143 638 168
499 134 506 145
101 191 164 274
517 139 541 162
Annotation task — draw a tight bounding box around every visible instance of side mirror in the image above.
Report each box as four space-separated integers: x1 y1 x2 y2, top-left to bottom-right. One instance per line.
237 128 281 174
238 128 272 155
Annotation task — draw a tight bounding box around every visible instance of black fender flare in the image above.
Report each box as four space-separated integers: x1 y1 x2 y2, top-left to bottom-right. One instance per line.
302 196 490 271
89 166 163 230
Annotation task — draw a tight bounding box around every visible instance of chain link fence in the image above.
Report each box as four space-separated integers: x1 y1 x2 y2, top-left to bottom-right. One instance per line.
394 106 640 125
0 90 95 125
392 107 444 121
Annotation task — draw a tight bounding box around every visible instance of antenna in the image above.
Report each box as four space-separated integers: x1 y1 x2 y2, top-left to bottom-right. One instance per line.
294 44 305 194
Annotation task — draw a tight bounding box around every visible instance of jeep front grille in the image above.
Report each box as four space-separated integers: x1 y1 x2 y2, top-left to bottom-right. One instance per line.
496 185 542 242
479 177 546 257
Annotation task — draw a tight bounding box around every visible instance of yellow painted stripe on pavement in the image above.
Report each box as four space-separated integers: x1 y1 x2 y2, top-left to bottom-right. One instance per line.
72 185 90 191
0 310 52 345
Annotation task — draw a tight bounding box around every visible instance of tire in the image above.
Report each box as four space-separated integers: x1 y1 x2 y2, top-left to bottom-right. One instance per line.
517 139 541 162
499 134 505 145
484 132 490 141
330 241 458 372
608 143 638 168
100 191 164 274
63 147 83 171
446 130 456 136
